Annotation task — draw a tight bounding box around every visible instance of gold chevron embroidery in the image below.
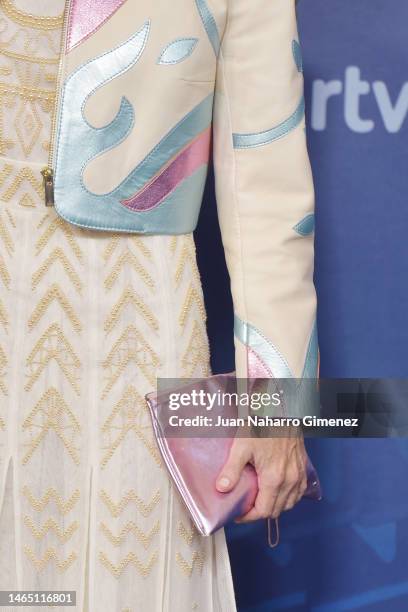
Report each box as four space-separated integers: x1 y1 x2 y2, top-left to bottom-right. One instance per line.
5 209 16 228
101 386 161 468
104 287 158 335
24 515 79 543
32 247 83 293
99 489 160 519
179 286 206 328
25 323 81 393
175 550 205 577
1 166 43 202
0 214 14 255
0 254 10 288
0 299 8 330
35 217 84 262
130 236 152 260
100 520 160 549
21 387 81 465
181 321 210 378
28 283 81 332
102 325 159 398
0 344 8 396
170 235 178 253
174 236 201 287
99 550 158 579
105 249 154 291
37 213 50 230
0 134 14 157
0 163 13 187
177 520 198 547
103 237 120 262
24 546 77 572
22 485 80 515
103 236 153 265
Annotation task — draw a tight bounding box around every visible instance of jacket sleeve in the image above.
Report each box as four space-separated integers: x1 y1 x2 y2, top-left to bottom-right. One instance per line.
213 0 318 382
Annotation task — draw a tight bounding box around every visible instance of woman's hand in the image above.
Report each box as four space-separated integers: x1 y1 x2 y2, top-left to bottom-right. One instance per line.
215 428 308 522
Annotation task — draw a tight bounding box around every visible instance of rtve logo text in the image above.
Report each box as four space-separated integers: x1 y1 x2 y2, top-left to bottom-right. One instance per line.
311 67 408 133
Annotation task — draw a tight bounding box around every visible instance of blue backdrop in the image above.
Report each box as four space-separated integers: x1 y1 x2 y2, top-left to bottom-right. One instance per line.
195 1 408 610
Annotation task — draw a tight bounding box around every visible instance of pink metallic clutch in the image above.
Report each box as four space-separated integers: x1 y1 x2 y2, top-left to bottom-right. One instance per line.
145 373 322 539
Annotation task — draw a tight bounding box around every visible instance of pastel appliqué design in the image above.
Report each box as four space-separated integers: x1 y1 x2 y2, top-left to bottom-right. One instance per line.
293 213 315 236
232 97 305 149
292 39 303 73
67 0 127 51
234 314 318 380
232 41 305 149
194 0 220 55
54 21 213 233
157 38 198 65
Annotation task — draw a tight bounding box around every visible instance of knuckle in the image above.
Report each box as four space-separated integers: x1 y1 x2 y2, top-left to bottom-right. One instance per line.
268 473 285 489
287 475 299 488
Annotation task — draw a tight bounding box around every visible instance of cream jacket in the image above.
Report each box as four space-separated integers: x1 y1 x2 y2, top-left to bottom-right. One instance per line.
43 0 318 380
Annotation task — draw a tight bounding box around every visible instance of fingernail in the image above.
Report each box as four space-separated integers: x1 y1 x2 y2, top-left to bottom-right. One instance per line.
217 476 230 490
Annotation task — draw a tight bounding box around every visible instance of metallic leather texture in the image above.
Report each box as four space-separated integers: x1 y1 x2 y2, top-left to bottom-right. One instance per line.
157 37 199 65
146 373 322 536
120 126 211 211
194 0 220 55
67 0 127 51
301 320 319 379
247 346 274 379
235 314 318 382
54 20 214 233
292 39 303 72
232 97 305 149
235 314 294 379
293 212 315 236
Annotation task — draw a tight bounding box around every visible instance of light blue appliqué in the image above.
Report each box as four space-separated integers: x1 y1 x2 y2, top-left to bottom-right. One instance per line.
234 315 293 378
292 39 303 72
194 0 220 55
301 319 318 379
293 213 315 236
157 38 198 65
232 97 305 149
234 314 319 379
53 21 213 234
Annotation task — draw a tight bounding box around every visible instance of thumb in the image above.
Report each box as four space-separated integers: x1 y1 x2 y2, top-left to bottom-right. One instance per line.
216 444 249 493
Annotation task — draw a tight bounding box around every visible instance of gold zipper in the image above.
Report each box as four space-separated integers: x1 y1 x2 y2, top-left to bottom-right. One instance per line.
41 167 55 206
41 0 71 206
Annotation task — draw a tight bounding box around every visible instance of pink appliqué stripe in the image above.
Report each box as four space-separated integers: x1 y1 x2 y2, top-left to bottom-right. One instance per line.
67 0 127 52
247 347 274 379
120 126 211 212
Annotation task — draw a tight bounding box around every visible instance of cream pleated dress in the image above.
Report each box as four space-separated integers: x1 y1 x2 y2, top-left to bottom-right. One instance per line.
0 1 236 610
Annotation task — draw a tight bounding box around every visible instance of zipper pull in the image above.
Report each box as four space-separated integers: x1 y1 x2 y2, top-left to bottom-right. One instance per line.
41 167 55 207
